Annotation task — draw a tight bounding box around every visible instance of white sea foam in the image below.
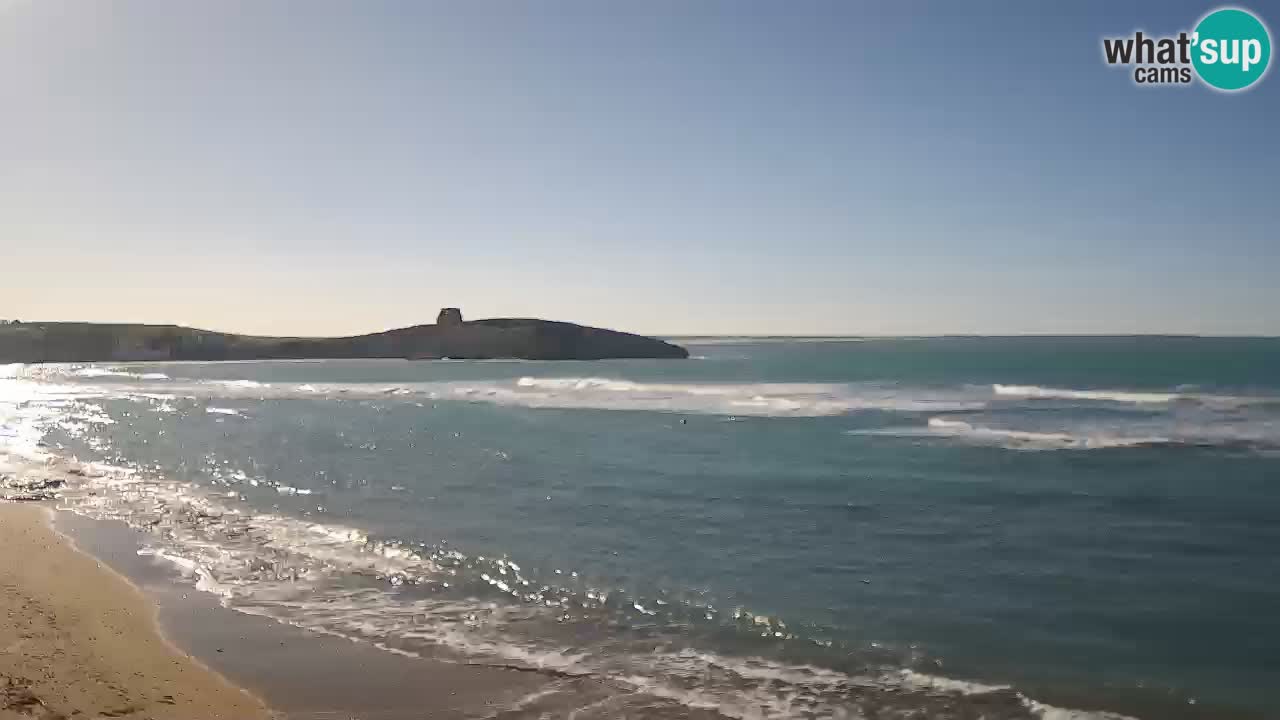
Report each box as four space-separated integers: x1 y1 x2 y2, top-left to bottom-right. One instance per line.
894 668 1011 695
990 383 1277 409
896 672 1137 720
68 365 1280 421
852 414 1280 452
483 377 986 416
89 376 986 417
851 417 1174 451
993 384 1181 404
138 548 237 597
0 367 1150 720
70 367 170 380
1026 701 1137 720
205 407 241 416
190 584 1136 720
208 379 269 389
922 417 1169 450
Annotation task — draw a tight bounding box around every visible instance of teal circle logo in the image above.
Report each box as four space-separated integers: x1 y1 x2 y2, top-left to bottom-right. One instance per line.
1192 7 1271 91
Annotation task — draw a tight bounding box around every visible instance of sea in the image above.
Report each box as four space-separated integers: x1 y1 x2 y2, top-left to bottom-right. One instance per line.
2 336 1278 719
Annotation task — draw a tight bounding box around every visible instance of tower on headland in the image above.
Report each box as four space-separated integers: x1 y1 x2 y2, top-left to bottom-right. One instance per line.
436 307 463 326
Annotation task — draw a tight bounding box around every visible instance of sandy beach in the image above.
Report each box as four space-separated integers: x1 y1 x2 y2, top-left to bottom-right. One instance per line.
0 503 271 720
0 500 579 720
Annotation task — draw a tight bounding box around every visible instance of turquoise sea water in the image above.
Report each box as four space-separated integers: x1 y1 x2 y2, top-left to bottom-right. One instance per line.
2 337 1279 719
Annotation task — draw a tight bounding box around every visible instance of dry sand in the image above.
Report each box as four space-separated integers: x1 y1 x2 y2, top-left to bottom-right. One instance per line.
0 503 272 720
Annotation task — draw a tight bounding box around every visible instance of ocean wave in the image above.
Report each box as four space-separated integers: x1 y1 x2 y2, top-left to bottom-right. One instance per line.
32 466 1131 719
29 362 1280 415
232 595 1138 720
991 383 1275 408
852 416 1277 452
55 367 1277 419
206 379 269 389
57 370 1280 423
70 367 171 380
58 375 990 418
13 365 170 381
993 384 1181 404
38 459 443 591
482 377 987 416
193 583 1133 720
0 374 1145 720
923 417 1171 450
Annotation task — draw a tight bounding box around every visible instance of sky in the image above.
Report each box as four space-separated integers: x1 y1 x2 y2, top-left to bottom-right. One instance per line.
2 1 1277 336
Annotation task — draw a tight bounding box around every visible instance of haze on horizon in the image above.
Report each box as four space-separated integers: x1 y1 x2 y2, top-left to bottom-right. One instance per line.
3 1 1277 337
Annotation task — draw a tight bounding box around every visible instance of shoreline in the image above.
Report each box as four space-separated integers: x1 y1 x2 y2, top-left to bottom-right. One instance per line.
43 508 573 720
3 360 1271 720
4 505 1191 720
0 503 272 719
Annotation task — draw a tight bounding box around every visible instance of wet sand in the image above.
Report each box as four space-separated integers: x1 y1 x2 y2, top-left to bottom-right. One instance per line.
0 503 270 719
1 494 1249 720
2 503 560 720
50 510 566 720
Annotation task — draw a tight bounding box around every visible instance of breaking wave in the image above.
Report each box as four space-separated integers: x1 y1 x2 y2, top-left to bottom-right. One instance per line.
468 377 988 416
0 370 1141 720
991 383 1274 408
920 417 1172 450
70 367 170 380
206 379 270 389
992 384 1181 404
40 372 992 418
851 415 1277 452
5 449 1133 720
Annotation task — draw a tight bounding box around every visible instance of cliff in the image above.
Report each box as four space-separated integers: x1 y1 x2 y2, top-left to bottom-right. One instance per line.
0 312 689 363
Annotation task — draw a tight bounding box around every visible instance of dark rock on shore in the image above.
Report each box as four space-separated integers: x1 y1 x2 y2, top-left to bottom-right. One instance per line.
0 476 64 502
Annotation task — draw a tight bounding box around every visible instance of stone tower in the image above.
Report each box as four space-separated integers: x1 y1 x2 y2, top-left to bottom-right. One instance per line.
436 307 463 326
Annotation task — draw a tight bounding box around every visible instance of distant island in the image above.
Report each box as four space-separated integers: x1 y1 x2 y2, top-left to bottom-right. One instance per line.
0 309 689 363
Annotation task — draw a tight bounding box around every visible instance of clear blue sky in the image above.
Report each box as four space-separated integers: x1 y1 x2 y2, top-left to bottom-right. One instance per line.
2 1 1276 336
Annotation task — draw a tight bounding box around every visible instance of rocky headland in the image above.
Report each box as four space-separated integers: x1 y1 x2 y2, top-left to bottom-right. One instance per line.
0 309 689 363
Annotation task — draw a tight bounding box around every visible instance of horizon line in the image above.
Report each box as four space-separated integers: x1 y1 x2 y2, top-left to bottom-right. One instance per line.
6 321 1279 341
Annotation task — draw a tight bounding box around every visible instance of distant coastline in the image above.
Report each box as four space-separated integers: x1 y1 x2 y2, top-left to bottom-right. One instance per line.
666 334 1280 343
0 309 689 363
